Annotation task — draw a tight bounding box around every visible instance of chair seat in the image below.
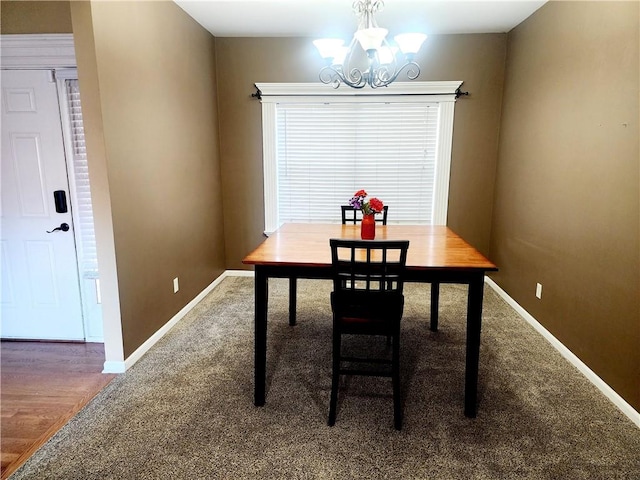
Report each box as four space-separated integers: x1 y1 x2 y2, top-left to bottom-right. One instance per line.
331 291 403 334
331 291 403 311
340 315 387 325
339 317 395 337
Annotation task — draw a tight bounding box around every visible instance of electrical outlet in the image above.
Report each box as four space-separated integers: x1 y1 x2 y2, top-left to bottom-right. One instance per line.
535 282 542 299
173 277 179 293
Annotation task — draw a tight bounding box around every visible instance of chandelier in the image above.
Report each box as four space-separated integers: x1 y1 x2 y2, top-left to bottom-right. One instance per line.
313 0 427 89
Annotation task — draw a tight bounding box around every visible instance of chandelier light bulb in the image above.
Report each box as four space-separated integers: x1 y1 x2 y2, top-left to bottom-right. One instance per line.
377 46 398 65
354 27 388 52
313 38 345 60
394 33 428 55
332 46 350 66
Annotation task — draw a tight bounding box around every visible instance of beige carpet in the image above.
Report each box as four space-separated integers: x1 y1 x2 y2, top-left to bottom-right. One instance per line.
11 277 640 479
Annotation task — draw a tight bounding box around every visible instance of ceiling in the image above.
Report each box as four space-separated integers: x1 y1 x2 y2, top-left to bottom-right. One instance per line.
174 0 547 38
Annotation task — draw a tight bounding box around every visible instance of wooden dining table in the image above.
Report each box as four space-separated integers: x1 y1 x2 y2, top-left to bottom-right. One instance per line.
242 223 498 418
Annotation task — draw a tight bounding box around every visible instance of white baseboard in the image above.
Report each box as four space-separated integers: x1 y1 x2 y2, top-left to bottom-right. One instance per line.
106 269 638 428
225 269 255 277
484 276 640 428
102 361 125 374
103 270 245 374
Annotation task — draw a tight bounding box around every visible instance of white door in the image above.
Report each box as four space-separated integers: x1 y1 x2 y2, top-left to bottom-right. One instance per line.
1 69 85 340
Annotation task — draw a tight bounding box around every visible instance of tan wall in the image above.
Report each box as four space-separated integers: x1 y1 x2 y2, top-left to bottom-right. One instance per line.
216 35 506 269
72 1 225 357
0 0 72 34
491 1 640 410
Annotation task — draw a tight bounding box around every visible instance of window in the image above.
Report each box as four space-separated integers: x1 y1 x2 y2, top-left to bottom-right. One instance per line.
257 82 462 234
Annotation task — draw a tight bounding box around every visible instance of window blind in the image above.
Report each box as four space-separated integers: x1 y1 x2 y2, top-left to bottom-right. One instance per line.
65 79 98 276
276 102 439 225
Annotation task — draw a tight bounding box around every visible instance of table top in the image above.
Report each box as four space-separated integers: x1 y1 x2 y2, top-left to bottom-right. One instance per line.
243 224 497 271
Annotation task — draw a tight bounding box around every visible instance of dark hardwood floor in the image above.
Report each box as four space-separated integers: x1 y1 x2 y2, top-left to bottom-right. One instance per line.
1 341 116 479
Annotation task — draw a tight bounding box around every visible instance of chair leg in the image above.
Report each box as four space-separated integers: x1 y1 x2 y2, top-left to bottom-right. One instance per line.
328 329 341 426
392 333 402 430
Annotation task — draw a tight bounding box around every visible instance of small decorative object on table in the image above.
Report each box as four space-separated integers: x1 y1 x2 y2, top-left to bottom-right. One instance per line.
348 190 384 240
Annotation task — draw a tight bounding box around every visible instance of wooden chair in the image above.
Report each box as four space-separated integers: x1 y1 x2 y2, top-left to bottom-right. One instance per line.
341 205 389 225
328 238 409 430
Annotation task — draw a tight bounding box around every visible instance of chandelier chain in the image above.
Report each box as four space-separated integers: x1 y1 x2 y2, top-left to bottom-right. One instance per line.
353 0 384 29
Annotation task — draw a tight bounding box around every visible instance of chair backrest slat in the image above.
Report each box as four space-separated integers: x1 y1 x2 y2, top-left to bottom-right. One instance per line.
341 205 389 225
330 239 409 296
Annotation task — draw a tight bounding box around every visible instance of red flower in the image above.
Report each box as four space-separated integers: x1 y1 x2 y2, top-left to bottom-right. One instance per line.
368 197 384 213
349 189 384 215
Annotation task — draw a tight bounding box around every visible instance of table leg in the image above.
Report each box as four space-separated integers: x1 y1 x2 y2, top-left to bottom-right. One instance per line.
289 277 297 326
464 273 485 418
255 266 268 406
430 282 440 331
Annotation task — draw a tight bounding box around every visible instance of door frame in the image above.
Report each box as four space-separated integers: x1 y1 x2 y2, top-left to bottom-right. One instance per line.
0 34 76 69
1 34 125 370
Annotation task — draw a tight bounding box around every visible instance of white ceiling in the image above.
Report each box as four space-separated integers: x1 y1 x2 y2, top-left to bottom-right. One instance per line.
174 0 547 38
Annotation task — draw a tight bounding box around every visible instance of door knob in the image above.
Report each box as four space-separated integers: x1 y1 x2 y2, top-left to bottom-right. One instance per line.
46 223 70 233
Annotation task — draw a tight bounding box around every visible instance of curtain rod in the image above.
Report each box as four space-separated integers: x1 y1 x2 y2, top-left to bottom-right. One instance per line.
251 84 469 100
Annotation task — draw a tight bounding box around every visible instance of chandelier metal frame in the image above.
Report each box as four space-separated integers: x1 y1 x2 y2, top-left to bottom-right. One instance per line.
314 0 426 89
